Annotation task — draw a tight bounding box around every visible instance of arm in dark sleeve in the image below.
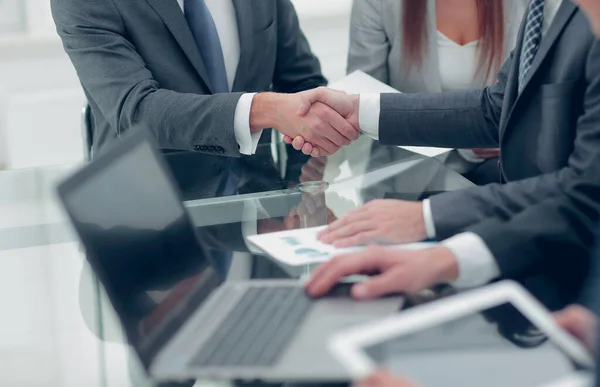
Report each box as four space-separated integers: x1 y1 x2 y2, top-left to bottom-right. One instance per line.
51 0 243 155
272 0 327 93
430 40 600 239
377 51 512 149
468 155 600 280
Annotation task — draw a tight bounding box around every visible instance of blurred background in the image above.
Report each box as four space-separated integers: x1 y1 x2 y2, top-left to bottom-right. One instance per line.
0 0 352 170
0 1 352 386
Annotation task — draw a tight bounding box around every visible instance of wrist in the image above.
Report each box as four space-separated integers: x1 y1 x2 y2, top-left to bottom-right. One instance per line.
349 94 360 115
426 247 459 283
249 92 281 133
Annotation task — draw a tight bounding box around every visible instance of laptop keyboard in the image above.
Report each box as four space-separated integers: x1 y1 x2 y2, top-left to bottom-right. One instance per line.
190 286 313 368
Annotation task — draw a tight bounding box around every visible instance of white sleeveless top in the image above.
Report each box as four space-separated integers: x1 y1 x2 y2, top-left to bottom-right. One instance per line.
437 31 486 162
437 31 484 92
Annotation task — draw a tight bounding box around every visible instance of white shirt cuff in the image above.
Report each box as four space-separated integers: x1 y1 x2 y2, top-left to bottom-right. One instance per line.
422 199 436 239
442 232 501 289
358 94 380 140
234 93 262 155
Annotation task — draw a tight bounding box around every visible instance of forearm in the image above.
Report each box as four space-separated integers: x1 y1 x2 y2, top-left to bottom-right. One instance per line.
470 194 599 280
378 89 501 148
430 167 578 240
377 52 512 148
117 83 244 153
52 0 245 155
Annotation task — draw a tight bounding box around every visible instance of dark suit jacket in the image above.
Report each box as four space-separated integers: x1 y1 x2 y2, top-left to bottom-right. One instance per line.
50 0 326 158
463 151 600 304
377 1 600 240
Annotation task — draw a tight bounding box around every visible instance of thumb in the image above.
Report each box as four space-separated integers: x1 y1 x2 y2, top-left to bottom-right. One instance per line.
352 270 403 300
300 87 352 116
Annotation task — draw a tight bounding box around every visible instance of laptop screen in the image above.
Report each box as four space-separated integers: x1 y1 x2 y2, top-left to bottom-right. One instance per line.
59 134 223 369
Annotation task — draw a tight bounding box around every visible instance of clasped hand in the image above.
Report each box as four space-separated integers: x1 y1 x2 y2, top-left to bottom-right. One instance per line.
265 87 360 157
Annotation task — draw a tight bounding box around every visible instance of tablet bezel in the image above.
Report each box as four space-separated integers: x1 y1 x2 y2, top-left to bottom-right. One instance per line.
328 281 595 380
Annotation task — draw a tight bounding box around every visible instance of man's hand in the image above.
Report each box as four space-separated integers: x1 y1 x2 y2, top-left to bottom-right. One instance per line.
554 305 598 353
282 87 360 157
250 87 360 157
317 200 427 247
304 246 459 299
470 148 500 159
354 370 418 387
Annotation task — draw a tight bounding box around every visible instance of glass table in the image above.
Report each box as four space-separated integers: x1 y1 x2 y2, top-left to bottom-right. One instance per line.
5 135 553 387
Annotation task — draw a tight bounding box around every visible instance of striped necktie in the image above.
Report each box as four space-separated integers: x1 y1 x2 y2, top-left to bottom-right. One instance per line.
518 0 545 93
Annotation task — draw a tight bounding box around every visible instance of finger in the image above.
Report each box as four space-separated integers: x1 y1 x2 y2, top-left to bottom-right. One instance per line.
302 197 317 215
310 135 338 155
320 220 375 245
308 157 327 171
319 103 358 143
319 209 369 241
311 103 354 145
554 305 596 338
305 248 389 297
334 231 381 248
283 135 293 144
300 164 323 182
352 268 405 300
310 87 354 117
304 261 335 290
283 213 299 230
362 371 416 387
301 142 313 156
292 136 305 151
311 148 321 158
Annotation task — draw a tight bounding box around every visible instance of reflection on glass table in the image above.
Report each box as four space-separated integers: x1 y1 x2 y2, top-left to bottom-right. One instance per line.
0 136 475 387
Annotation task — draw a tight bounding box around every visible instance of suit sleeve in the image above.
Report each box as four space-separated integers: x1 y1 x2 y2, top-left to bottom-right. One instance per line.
51 0 244 155
430 40 600 239
346 0 390 83
271 0 327 93
466 154 600 281
376 50 511 149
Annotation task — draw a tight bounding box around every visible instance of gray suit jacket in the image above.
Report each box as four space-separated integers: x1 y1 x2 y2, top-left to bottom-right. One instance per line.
51 0 326 158
468 152 600 304
377 1 600 239
347 0 526 93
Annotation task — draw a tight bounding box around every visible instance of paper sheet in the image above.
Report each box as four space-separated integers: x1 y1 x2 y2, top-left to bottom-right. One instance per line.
329 71 452 158
247 226 436 266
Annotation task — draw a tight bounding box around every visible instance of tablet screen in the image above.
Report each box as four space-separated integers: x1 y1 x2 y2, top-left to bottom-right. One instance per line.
364 303 587 387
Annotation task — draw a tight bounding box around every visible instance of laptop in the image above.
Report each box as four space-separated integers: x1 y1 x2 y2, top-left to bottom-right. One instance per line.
57 129 403 382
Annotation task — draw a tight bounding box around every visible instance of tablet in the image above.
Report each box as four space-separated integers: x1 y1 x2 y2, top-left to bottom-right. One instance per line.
329 281 595 387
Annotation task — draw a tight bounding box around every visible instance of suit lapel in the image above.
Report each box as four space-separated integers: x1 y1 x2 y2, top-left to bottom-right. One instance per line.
144 0 214 93
501 1 578 138
518 1 577 94
232 0 254 92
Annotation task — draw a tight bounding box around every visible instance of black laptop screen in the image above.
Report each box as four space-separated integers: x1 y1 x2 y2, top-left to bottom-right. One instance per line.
59 135 223 368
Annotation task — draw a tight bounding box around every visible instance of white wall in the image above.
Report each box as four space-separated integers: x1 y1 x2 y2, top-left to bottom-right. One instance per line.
0 0 352 170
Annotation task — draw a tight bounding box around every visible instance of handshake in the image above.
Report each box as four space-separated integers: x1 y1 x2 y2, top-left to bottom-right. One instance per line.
249 87 360 158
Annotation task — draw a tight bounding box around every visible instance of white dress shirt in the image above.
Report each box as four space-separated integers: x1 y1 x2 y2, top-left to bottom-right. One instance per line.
360 0 564 288
177 0 261 155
